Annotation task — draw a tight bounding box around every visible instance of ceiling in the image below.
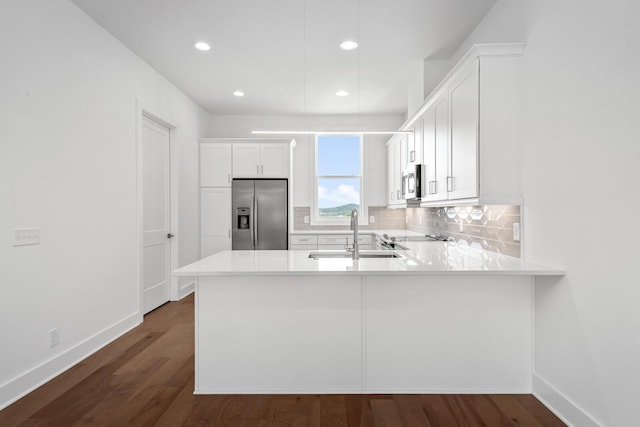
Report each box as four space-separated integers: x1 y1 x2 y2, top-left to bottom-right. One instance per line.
71 0 496 116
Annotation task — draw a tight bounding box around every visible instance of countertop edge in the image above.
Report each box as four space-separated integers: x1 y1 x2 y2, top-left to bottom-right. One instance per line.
174 269 564 277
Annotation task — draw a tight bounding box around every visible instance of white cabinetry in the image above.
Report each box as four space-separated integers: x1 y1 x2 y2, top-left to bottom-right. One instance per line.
386 137 404 207
408 116 423 165
399 43 525 206
290 234 318 250
200 138 293 258
200 143 232 187
233 142 289 178
421 93 450 202
448 59 479 200
201 188 231 257
290 233 374 250
232 143 260 177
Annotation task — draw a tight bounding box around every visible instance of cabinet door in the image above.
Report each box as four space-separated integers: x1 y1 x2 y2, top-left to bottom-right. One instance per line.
409 117 423 165
449 59 479 200
433 94 450 201
232 143 260 177
386 141 395 205
421 104 437 201
399 134 408 173
201 188 231 257
200 143 232 187
260 143 289 177
393 138 403 203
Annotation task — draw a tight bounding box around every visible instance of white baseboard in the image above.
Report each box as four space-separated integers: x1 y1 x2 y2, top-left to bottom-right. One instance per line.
533 373 602 427
179 280 195 299
0 312 141 411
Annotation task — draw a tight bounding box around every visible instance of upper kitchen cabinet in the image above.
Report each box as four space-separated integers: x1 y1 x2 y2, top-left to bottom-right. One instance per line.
233 142 290 178
402 43 525 206
200 142 232 187
386 135 404 207
407 116 423 166
448 58 479 200
421 92 449 202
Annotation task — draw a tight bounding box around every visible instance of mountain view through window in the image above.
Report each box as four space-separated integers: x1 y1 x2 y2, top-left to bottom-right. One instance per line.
316 135 362 217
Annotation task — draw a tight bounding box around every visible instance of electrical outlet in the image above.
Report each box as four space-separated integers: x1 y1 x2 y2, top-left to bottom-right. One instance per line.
405 215 408 225
419 215 422 226
459 221 464 232
369 216 375 224
14 227 40 246
513 223 521 241
303 216 309 224
49 328 59 348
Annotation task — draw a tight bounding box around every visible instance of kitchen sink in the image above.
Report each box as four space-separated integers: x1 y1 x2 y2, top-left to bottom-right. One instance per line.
308 250 403 260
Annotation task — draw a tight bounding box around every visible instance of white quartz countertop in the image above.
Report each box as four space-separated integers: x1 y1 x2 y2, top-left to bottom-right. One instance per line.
174 241 563 277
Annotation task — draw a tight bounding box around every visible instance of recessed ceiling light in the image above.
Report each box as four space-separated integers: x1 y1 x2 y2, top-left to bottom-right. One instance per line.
233 90 245 97
194 42 211 51
336 90 349 97
339 40 358 51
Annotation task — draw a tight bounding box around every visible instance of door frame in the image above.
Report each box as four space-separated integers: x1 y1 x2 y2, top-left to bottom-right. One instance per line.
135 98 179 322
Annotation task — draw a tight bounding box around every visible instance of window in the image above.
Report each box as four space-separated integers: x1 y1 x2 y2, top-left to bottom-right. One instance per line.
313 134 365 224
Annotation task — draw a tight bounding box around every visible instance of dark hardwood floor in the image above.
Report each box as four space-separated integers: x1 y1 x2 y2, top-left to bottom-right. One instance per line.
0 294 565 426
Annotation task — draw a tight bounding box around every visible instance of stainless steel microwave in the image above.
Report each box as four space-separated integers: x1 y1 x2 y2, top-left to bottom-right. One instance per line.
402 164 426 200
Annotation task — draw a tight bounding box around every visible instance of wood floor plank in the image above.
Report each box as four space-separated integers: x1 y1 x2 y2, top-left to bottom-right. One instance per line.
489 395 547 427
369 399 403 427
154 376 197 427
292 395 321 427
420 395 463 426
513 395 567 427
393 395 434 427
319 395 348 427
0 294 565 427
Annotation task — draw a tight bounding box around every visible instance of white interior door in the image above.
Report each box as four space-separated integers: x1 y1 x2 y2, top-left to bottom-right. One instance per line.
142 116 171 314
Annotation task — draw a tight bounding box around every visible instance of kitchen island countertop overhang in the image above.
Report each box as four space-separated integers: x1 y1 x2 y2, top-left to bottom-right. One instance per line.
173 241 564 277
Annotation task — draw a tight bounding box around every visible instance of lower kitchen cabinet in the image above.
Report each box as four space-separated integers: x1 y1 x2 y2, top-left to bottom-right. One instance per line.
195 274 534 393
290 233 374 251
290 234 317 250
364 275 532 392
201 188 231 257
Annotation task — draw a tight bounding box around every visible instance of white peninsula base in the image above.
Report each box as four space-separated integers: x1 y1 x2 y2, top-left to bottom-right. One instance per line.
195 274 533 394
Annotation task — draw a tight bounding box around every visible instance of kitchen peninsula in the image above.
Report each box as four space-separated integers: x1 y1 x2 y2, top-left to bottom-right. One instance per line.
174 239 562 394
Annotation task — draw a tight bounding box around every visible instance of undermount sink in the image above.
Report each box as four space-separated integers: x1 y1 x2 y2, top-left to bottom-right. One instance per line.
308 250 403 260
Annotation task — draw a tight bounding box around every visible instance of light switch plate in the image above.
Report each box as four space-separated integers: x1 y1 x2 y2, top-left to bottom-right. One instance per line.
14 227 40 246
369 216 375 224
459 221 464 232
513 223 521 241
303 216 309 224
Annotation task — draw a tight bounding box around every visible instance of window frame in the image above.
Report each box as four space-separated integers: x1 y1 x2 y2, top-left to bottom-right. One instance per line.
311 133 368 226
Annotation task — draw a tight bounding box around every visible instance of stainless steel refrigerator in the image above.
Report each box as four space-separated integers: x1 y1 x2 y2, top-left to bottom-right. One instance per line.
232 179 288 250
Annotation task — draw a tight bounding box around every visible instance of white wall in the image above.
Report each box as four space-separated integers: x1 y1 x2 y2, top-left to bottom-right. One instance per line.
407 60 425 119
0 0 208 408
454 1 640 425
207 114 404 208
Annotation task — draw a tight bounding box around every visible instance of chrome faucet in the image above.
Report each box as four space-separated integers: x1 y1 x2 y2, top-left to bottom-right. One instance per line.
349 208 359 260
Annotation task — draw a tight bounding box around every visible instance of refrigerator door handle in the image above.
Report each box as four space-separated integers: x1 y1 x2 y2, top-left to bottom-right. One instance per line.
254 195 259 248
250 195 255 247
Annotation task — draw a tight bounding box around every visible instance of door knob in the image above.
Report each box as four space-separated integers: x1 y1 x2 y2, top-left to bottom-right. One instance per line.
167 233 175 239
